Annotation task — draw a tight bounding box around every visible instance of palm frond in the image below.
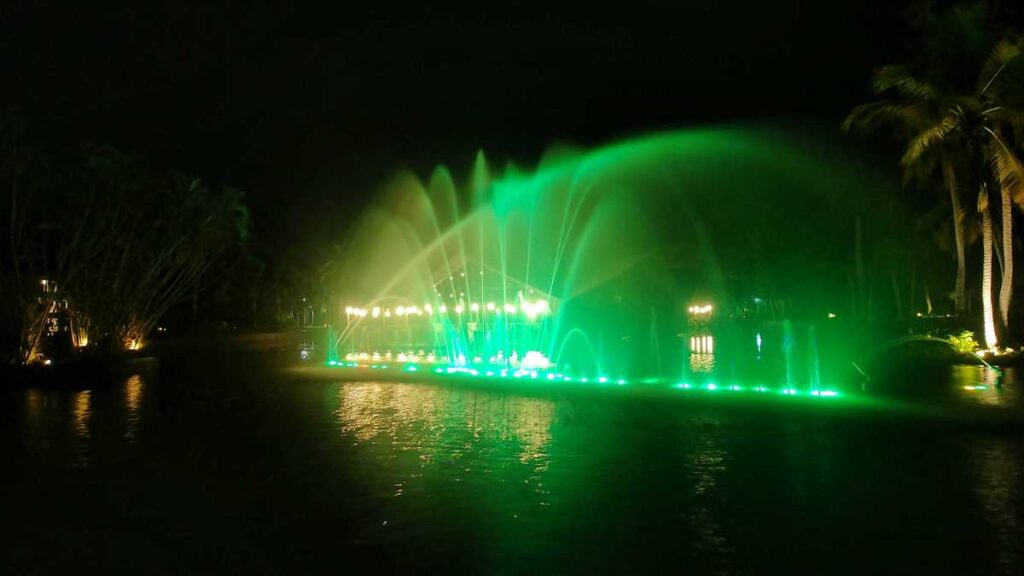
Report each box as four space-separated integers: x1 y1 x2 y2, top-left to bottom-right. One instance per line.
987 131 1024 208
987 106 1024 136
872 65 939 101
901 110 960 167
978 39 1023 96
842 101 926 134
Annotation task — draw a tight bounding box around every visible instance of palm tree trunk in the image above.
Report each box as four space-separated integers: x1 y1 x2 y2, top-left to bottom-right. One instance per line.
980 187 998 349
943 159 967 314
999 185 1013 332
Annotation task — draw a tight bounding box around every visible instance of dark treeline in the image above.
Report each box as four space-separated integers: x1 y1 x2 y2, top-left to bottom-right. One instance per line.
0 115 275 365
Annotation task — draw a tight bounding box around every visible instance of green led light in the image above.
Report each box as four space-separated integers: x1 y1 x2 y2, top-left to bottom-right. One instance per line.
405 365 418 372
598 376 609 383
706 383 717 391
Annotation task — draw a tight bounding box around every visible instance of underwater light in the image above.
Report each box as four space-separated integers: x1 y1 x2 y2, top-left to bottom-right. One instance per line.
706 383 717 390
439 304 448 313
486 302 496 311
470 303 480 312
405 365 418 372
598 376 609 383
372 307 381 318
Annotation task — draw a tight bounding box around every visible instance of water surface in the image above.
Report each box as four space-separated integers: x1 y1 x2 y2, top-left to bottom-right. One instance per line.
3 355 1023 574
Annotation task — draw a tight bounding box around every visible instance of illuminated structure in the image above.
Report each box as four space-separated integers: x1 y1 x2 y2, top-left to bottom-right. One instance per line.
336 259 559 373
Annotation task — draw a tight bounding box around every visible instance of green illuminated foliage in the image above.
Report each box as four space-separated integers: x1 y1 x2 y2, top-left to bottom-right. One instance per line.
947 330 980 354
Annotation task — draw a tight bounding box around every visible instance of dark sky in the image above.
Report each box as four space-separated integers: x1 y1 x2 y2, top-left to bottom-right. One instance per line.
4 0 924 261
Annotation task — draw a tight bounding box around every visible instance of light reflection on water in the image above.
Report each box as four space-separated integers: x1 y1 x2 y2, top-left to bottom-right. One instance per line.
335 381 555 510
2 364 1024 573
123 374 143 441
70 389 92 468
953 366 1020 408
969 437 1023 575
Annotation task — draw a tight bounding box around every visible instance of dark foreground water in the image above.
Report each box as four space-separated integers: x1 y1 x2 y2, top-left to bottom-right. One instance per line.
3 354 1024 574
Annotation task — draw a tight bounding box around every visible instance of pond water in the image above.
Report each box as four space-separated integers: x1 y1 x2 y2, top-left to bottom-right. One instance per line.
3 353 1023 574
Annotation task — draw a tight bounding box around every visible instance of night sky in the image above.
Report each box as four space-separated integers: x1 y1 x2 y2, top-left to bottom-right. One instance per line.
1 1 951 262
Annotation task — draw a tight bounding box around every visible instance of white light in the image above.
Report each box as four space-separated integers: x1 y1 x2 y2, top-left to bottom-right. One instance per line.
455 304 464 314
504 303 516 314
470 303 480 312
396 306 405 316
486 302 496 311
424 304 433 314
384 309 392 318
439 305 448 313
345 306 353 315
372 307 381 318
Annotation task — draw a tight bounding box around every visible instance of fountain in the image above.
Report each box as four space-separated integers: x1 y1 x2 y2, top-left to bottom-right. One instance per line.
316 126 881 398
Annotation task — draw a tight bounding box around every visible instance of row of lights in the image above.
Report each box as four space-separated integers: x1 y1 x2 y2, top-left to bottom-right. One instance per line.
674 382 839 397
687 304 713 315
328 360 625 385
324 361 840 398
345 299 551 319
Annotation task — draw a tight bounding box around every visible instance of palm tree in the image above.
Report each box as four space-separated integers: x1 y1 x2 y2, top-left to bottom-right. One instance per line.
844 66 970 314
846 38 1024 349
979 185 997 348
977 40 1024 332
